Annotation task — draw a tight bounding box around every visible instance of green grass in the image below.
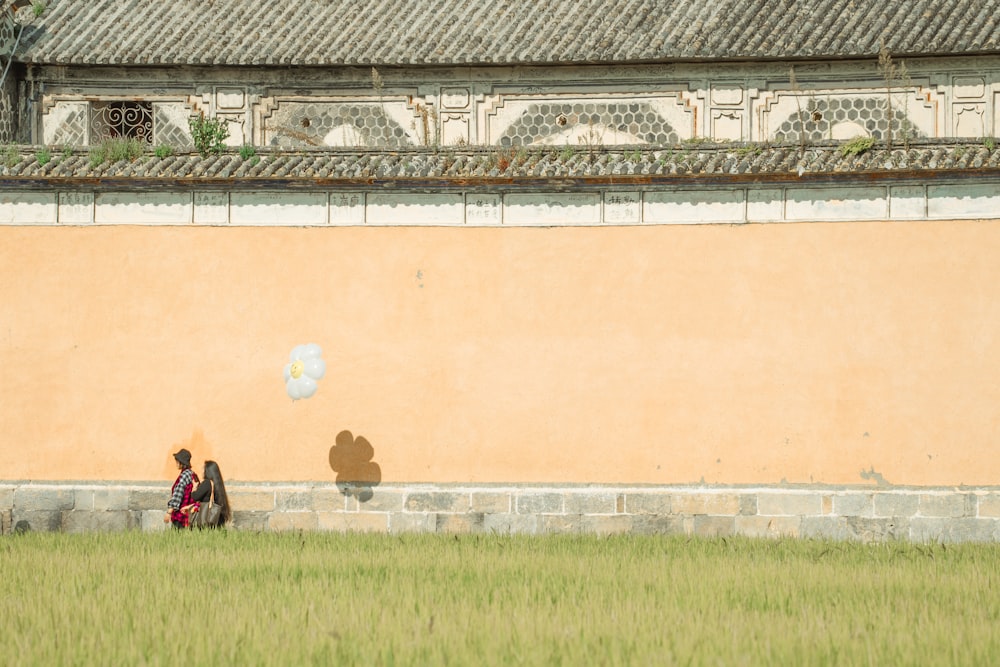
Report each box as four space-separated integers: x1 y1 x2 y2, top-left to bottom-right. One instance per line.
3 532 999 666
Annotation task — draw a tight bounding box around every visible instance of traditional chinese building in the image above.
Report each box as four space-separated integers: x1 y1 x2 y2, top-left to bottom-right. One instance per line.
2 0 1000 540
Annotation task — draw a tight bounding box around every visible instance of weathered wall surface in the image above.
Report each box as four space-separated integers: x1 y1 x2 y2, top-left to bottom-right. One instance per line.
5 482 1000 543
2 218 999 487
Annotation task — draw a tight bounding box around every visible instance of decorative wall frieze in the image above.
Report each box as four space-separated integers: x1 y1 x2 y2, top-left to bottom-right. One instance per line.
2 181 999 226
26 58 1000 147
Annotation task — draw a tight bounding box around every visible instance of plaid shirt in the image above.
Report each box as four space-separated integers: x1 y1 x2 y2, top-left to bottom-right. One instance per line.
168 468 199 528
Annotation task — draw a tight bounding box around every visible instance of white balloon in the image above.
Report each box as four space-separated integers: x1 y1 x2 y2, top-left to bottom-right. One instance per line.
290 344 307 363
286 380 302 400
303 357 326 380
295 375 318 398
300 343 323 360
283 363 292 382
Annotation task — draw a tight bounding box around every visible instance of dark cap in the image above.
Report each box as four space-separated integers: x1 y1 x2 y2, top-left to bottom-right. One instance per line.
173 448 192 467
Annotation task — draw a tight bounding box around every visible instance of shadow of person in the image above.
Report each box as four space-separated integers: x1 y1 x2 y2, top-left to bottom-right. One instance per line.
329 430 381 502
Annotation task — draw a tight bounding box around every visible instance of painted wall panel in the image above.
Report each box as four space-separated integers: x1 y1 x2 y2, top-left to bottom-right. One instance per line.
229 192 329 225
785 187 887 221
644 189 745 223
0 192 57 224
2 222 1000 488
927 184 1000 219
95 192 193 224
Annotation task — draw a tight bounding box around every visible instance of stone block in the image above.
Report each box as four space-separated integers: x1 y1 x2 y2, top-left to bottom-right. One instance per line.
735 516 801 538
909 517 999 543
231 511 269 531
844 517 908 542
268 511 318 532
672 493 741 516
625 492 671 515
538 514 584 534
581 515 633 535
94 488 130 511
799 516 851 540
630 515 685 535
918 494 968 518
350 488 404 512
15 487 75 512
692 515 735 537
469 492 511 514
129 488 167 511
74 489 96 511
405 492 469 513
313 488 348 511
516 492 563 514
228 490 276 512
317 512 388 533
977 494 1000 518
833 493 874 518
276 489 313 512
11 509 63 532
138 510 169 532
739 494 758 516
483 513 537 535
564 491 617 515
435 513 485 533
0 487 13 510
757 493 823 517
389 512 436 534
873 493 919 518
62 511 132 534
1 509 10 534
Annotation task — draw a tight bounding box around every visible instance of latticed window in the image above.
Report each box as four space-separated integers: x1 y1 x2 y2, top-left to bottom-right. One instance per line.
90 101 154 143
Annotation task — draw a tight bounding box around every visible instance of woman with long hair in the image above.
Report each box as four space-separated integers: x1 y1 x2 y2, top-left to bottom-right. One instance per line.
183 459 232 528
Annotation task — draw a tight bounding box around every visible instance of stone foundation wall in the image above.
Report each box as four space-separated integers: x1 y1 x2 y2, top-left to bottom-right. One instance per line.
4 482 1000 542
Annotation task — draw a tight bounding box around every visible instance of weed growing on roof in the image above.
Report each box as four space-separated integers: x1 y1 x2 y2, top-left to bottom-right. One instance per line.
735 143 763 158
238 144 256 160
61 146 72 159
2 144 19 168
188 114 230 157
878 41 903 151
35 147 50 166
31 1 45 17
839 135 876 157
154 144 173 158
984 137 996 151
789 66 807 155
86 138 141 167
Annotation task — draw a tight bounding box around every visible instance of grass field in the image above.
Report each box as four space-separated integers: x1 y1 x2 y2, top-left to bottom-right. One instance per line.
2 531 999 666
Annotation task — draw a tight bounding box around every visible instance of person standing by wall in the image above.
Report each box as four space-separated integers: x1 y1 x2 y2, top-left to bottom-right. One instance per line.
183 460 232 528
164 448 199 529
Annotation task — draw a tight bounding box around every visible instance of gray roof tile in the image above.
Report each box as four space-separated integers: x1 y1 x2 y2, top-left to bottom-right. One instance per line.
15 0 1000 66
2 141 998 185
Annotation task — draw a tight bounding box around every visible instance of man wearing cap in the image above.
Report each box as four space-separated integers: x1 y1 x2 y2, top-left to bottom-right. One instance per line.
165 448 200 529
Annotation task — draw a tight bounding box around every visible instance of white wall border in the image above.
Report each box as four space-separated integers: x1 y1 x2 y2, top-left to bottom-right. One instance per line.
2 181 998 226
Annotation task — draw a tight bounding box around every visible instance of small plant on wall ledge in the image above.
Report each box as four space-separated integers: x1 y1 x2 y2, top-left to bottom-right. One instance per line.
188 114 230 157
839 136 876 158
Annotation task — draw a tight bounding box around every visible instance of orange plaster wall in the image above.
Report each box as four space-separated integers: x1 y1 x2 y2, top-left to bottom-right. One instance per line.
1 221 999 486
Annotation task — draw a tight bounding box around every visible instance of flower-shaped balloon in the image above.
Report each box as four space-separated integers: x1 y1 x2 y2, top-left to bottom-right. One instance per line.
283 343 326 400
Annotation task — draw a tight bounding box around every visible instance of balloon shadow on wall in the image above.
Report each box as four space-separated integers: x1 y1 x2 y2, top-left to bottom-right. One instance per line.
329 430 381 502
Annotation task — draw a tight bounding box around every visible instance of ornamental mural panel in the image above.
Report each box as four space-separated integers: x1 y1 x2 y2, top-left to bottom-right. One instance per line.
262 100 414 148
761 90 938 142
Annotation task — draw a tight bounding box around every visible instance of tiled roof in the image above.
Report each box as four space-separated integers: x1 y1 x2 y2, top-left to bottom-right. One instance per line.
2 141 998 186
15 0 1000 66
